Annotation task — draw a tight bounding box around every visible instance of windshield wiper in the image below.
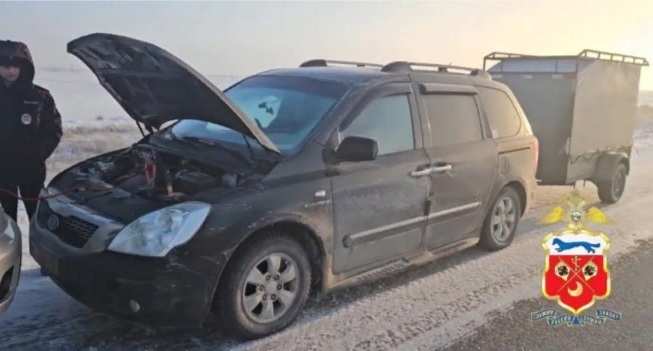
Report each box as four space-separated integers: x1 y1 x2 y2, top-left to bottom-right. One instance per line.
180 135 255 165
164 130 201 149
180 136 218 147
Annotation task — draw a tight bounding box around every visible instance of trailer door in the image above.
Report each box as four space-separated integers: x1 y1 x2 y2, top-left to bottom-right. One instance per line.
417 84 497 249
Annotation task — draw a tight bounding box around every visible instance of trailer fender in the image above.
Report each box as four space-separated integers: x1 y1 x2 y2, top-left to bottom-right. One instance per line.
593 152 629 182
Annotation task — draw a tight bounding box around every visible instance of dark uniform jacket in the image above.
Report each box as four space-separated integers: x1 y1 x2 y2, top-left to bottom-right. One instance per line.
0 40 62 182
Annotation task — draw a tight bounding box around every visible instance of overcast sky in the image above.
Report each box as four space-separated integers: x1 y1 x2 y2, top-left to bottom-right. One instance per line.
2 1 652 89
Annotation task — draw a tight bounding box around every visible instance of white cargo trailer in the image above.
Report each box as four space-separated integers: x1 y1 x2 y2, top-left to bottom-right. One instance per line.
484 50 648 203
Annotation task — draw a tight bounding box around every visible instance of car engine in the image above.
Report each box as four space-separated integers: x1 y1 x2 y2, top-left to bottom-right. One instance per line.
64 146 239 202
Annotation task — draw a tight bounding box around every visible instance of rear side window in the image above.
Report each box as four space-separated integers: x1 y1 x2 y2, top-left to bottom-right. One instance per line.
341 94 414 155
422 94 482 146
478 88 521 138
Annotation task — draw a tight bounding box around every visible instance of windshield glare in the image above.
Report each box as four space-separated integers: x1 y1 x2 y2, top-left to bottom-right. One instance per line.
170 75 348 154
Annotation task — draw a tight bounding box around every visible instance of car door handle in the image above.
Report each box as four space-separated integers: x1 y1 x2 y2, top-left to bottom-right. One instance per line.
431 164 453 173
410 167 432 177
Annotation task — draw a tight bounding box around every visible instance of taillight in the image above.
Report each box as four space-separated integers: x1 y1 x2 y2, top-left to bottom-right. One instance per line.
532 137 539 174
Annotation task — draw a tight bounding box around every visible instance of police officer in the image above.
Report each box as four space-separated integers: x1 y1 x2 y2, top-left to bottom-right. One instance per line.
0 40 62 222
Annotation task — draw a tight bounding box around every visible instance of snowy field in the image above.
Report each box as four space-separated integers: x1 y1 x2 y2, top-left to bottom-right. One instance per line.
640 89 653 106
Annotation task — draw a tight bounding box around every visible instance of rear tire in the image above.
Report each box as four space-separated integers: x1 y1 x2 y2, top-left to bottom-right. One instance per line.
479 187 522 251
597 163 627 204
215 232 311 340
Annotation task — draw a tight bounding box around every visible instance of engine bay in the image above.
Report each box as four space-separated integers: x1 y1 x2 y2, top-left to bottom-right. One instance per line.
62 145 240 203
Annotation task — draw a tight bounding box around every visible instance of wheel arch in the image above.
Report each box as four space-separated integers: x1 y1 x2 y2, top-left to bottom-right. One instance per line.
503 180 528 216
593 152 629 204
594 152 630 181
479 180 525 251
211 216 327 310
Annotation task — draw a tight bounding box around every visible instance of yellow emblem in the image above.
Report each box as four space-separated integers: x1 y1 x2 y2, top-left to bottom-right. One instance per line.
539 190 611 233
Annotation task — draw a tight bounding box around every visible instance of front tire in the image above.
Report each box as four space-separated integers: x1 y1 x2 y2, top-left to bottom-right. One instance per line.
215 233 311 339
479 187 521 251
597 163 627 204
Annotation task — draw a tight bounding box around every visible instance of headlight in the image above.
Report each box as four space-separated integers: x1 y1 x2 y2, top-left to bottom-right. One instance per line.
108 202 211 257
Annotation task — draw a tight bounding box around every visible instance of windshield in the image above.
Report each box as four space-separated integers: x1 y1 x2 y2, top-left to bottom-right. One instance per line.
169 75 348 154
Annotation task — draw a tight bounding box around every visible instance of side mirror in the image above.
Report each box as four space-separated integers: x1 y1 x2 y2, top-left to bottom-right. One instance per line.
335 136 378 162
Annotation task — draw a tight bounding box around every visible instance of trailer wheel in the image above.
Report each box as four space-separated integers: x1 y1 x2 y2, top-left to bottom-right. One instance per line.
597 163 627 204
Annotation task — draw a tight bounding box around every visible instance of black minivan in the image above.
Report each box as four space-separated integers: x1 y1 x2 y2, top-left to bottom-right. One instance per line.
30 34 537 339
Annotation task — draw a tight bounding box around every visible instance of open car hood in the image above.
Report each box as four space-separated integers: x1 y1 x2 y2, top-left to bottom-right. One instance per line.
67 33 279 153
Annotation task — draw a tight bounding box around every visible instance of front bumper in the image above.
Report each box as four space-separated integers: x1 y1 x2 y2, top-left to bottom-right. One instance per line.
29 201 224 328
0 217 21 314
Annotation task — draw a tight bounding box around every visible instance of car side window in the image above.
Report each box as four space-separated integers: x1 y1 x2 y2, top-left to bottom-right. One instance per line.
478 87 522 138
340 94 414 156
422 94 482 146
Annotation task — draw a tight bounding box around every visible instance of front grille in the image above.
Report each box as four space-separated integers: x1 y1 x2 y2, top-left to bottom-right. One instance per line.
38 201 99 248
57 216 98 248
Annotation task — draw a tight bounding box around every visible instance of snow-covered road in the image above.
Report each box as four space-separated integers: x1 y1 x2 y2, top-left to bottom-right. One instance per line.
2 124 653 351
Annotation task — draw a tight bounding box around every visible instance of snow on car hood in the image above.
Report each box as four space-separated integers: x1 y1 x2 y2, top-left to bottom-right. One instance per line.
67 33 279 153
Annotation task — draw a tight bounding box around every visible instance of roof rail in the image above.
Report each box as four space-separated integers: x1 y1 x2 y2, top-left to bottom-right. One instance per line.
299 59 383 68
483 50 649 70
577 49 649 66
381 61 488 77
483 52 536 70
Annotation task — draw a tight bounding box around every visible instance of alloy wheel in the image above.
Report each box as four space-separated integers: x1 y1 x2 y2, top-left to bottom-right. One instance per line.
490 196 517 242
241 253 299 324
